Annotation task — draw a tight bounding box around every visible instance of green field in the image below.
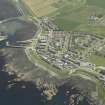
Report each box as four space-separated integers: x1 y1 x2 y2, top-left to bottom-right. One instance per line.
54 18 80 30
76 24 105 37
22 0 105 32
87 0 105 9
52 2 105 31
89 54 105 66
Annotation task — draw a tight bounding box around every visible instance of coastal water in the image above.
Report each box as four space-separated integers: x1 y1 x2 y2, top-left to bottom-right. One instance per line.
0 55 44 105
46 86 90 105
0 52 67 105
0 52 91 105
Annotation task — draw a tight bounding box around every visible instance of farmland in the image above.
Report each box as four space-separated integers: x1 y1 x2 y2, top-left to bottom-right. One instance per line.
22 0 105 33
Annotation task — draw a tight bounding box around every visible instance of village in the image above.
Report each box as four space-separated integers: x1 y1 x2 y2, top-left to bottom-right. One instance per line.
35 28 105 71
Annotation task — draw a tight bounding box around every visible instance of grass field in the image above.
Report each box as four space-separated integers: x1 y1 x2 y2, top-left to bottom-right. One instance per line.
89 54 105 66
22 0 105 33
87 0 105 9
53 5 105 30
54 18 80 30
76 24 105 37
